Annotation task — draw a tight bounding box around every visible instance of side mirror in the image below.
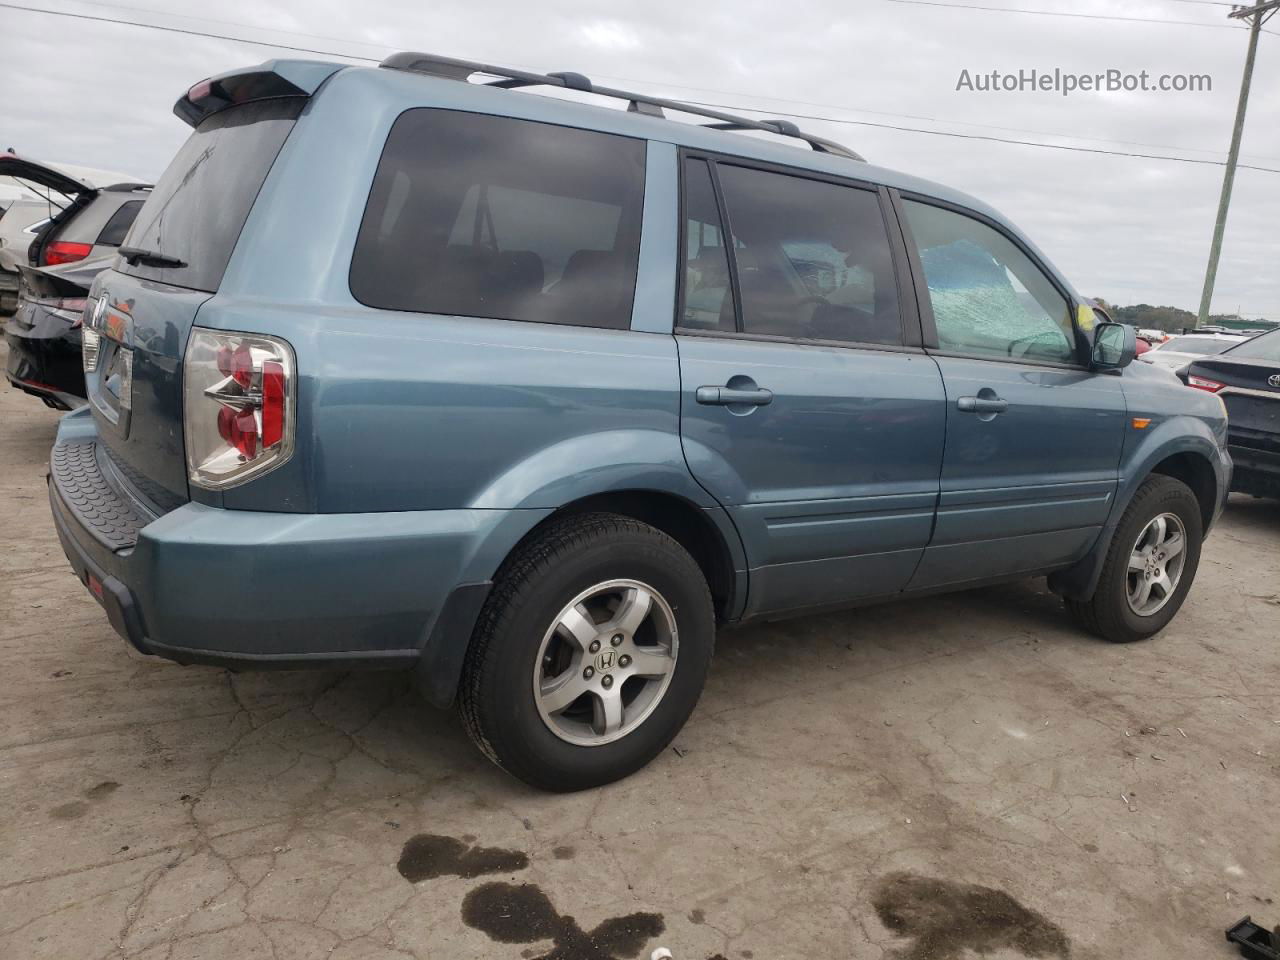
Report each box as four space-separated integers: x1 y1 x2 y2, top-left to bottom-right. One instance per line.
1092 321 1136 370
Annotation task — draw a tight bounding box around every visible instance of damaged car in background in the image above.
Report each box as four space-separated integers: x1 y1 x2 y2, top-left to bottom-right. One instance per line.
0 153 150 407
4 258 101 408
0 197 49 315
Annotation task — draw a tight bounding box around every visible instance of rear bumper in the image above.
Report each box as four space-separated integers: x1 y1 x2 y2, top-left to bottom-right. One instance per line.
1228 440 1280 498
48 412 546 703
0 270 18 317
4 316 85 409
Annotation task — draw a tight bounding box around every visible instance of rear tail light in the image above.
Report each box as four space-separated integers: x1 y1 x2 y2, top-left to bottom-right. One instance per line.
82 296 104 371
42 241 93 266
1187 375 1225 393
184 328 295 489
82 328 101 371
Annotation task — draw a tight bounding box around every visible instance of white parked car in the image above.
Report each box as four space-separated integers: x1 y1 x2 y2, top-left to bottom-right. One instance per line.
1139 333 1249 373
0 154 149 315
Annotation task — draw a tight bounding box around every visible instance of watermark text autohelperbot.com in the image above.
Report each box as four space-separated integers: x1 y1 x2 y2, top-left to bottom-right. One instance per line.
956 68 1211 96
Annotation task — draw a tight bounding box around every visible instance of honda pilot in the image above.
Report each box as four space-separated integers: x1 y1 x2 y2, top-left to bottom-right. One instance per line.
48 54 1232 791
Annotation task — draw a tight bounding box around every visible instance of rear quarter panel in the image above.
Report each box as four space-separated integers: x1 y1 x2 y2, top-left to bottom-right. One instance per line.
195 301 704 514
201 68 708 516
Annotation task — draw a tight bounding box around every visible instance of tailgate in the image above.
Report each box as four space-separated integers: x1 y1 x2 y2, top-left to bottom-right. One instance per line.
81 88 310 509
85 272 211 508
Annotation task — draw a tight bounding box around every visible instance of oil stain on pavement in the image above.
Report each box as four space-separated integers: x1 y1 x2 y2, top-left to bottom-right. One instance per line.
872 872 1070 960
463 881 665 960
397 833 529 882
49 780 121 820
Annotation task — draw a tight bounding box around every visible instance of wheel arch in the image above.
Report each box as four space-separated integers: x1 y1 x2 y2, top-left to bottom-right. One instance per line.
418 487 747 709
1148 451 1217 532
1048 432 1225 602
536 489 745 624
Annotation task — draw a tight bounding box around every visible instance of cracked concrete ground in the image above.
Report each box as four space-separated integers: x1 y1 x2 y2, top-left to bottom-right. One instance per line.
1 343 1277 960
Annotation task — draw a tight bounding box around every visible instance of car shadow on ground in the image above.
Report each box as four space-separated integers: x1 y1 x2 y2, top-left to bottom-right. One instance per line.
1222 492 1280 531
189 571 1097 801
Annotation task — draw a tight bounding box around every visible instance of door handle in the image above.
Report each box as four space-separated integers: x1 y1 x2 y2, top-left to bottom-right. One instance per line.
696 385 774 406
957 395 1009 415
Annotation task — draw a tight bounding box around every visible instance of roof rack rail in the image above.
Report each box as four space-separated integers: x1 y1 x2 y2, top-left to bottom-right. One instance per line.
379 52 865 162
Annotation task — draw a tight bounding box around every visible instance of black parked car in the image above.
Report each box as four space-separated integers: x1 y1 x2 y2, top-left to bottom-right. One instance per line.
1183 328 1280 498
3 257 100 409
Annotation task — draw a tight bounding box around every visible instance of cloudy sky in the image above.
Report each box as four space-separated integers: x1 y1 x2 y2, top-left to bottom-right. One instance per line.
3 0 1278 316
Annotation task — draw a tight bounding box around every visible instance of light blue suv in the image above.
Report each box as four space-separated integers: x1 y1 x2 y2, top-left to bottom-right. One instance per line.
48 53 1231 790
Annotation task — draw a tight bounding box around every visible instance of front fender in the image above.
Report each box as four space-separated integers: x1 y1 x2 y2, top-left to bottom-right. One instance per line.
1114 415 1229 529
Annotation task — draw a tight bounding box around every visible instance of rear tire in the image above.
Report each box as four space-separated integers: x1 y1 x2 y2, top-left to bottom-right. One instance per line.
459 512 714 791
1067 475 1203 643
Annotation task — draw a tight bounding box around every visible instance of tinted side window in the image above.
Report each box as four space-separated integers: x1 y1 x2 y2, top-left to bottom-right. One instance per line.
351 110 646 330
903 200 1075 364
680 158 735 332
715 165 901 345
95 199 144 247
120 98 301 292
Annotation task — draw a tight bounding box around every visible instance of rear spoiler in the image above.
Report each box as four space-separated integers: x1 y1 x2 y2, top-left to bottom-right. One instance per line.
173 60 344 127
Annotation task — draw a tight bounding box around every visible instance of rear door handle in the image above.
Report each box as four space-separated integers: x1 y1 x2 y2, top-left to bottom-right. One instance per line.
957 395 1009 414
696 385 774 406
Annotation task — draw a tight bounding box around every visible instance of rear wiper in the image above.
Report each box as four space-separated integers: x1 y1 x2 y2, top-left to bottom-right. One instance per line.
118 246 187 268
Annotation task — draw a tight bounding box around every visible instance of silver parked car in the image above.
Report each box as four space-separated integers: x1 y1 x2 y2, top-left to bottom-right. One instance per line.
0 154 150 315
1139 333 1250 373
0 197 51 315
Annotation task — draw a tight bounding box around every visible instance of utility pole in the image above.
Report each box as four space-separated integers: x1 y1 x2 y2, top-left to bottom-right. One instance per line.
1197 0 1279 327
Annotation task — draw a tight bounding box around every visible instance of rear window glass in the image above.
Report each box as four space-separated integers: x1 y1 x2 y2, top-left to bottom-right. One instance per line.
1159 336 1235 355
1222 329 1280 361
350 109 647 330
95 199 144 246
119 98 301 292
715 164 902 345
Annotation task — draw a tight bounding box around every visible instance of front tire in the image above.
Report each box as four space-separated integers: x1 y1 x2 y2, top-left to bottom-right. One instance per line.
1067 475 1203 643
459 513 714 792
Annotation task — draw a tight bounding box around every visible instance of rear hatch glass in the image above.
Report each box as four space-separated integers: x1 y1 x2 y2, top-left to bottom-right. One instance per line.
88 98 301 507
117 98 301 292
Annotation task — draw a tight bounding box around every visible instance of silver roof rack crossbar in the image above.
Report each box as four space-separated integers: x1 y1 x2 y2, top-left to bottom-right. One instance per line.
379 52 865 162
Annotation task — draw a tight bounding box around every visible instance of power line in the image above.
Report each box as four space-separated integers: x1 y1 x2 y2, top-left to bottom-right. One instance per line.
4 0 1278 175
681 90 1280 164
886 0 1248 28
677 98 1280 174
68 0 400 55
0 1 382 60
65 0 1280 163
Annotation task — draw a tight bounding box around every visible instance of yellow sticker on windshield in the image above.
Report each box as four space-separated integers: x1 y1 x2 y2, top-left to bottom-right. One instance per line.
1076 304 1097 332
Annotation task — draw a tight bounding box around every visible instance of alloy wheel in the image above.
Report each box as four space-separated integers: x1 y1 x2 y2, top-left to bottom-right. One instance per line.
533 579 679 747
1126 512 1187 617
